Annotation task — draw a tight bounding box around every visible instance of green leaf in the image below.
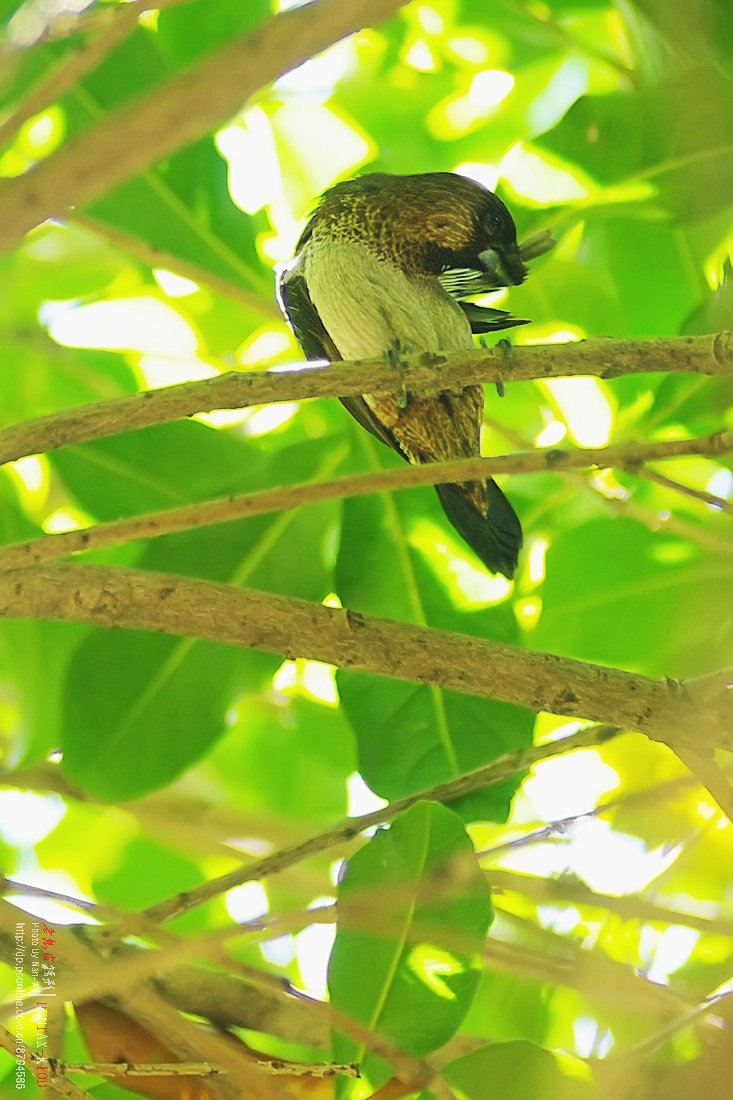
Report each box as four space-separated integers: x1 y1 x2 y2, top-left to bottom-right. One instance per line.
426 1041 596 1100
533 516 733 677
55 419 347 799
536 67 733 220
328 801 492 1091
335 433 533 820
209 694 355 826
338 677 532 822
84 138 267 297
62 629 241 801
584 216 708 336
93 835 203 910
56 25 270 299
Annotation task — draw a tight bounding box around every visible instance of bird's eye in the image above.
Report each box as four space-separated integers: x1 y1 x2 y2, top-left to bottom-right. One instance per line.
487 212 502 233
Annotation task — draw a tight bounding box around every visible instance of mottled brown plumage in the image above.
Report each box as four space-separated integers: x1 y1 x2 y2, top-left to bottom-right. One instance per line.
309 172 527 284
277 171 534 577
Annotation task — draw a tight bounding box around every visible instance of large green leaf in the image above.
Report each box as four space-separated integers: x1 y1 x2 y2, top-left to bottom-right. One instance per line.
328 801 492 1093
61 628 243 801
208 693 355 827
533 515 733 677
54 21 270 299
55 418 347 799
536 67 733 220
335 432 533 821
424 1041 595 1100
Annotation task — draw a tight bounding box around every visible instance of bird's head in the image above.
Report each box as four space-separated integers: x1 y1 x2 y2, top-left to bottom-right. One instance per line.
306 172 527 291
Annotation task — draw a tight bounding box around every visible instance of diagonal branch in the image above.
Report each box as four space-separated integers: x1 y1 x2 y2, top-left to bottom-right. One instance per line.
0 0 409 256
71 213 281 316
0 431 729 574
635 464 733 514
486 869 733 936
0 334 731 468
0 1 160 152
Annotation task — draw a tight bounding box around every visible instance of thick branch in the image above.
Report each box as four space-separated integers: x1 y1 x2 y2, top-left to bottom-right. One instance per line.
0 563 727 750
0 431 729 573
0 335 731 467
0 0 408 256
0 2 145 151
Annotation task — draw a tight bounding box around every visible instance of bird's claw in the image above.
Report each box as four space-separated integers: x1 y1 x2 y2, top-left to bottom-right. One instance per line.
493 337 516 398
386 340 415 409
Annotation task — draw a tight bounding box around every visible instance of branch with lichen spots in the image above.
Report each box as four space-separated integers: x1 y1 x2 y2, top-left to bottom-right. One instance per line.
0 563 729 758
0 430 728 574
0 333 731 469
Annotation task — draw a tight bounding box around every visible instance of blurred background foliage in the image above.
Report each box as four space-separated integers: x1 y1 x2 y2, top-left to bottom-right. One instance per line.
0 0 731 1097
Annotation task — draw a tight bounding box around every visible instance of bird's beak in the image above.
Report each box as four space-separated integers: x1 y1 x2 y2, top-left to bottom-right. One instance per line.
478 243 527 287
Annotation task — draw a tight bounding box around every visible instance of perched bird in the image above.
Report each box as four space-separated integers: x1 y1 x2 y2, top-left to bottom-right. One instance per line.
277 171 536 579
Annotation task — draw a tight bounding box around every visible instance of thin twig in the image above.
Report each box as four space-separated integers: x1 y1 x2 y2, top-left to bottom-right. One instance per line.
0 4 143 151
635 464 733 515
72 213 280 315
0 730 611 1019
477 764 727 862
2 876 97 912
598 481 733 556
140 726 619 927
55 1057 359 1079
0 432 729 574
483 914 692 1016
0 1025 95 1100
486 869 733 937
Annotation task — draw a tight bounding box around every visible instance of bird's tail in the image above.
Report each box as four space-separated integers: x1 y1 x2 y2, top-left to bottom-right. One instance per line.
435 479 522 579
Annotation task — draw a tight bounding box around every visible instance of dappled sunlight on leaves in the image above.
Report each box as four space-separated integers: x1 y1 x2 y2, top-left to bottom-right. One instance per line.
0 1 731 1097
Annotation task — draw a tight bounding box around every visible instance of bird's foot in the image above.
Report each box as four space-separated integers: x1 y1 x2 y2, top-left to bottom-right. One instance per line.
493 336 517 398
386 339 416 409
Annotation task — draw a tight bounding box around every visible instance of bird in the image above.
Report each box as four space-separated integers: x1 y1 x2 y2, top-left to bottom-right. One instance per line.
277 171 534 579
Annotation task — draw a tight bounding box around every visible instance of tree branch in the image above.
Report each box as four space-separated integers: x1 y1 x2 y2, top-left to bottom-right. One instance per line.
486 869 733 937
0 2 148 151
0 1025 94 1100
140 726 618 926
0 431 728 573
71 213 281 316
0 563 728 751
54 1058 358 1079
636 465 733 514
0 335 731 467
0 0 409 256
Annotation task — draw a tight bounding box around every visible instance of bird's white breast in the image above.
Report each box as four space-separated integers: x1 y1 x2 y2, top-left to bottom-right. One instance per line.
303 237 473 360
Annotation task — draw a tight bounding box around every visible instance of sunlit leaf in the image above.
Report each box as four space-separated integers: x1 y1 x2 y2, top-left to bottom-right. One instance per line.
329 801 492 1091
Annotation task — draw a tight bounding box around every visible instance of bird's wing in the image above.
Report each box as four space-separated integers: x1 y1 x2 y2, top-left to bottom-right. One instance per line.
438 267 500 298
276 254 340 362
